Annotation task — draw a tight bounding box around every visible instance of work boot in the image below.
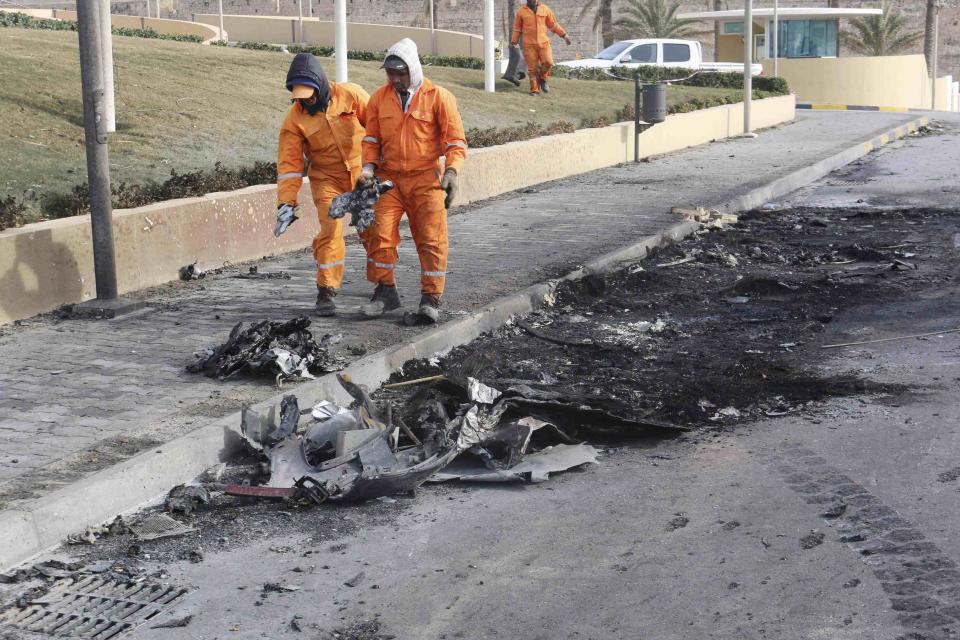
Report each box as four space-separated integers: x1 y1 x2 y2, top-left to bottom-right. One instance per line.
540 79 550 94
315 286 336 317
417 294 441 324
360 283 401 318
529 91 539 97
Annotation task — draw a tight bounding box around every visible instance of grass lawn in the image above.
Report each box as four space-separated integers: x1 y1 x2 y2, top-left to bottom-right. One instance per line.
0 27 743 219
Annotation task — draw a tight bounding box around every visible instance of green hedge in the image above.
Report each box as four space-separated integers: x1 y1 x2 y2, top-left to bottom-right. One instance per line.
211 41 486 69
0 11 204 42
552 64 789 95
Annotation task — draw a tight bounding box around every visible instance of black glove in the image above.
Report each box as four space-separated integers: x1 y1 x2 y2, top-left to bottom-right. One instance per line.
440 169 458 210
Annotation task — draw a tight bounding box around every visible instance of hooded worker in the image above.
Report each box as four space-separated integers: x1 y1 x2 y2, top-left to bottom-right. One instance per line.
511 0 571 96
357 38 467 323
275 52 370 316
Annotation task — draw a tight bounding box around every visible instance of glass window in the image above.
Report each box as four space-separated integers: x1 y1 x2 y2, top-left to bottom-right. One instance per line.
663 43 691 63
623 44 657 63
723 21 744 35
770 19 838 58
597 41 633 60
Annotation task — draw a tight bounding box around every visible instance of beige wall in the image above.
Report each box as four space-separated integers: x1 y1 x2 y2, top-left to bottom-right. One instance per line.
0 96 795 325
761 55 934 110
717 34 744 63
53 9 223 42
0 8 55 18
194 14 487 57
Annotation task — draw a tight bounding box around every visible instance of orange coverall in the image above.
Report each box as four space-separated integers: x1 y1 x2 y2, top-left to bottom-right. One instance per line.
512 2 567 94
277 82 369 288
361 78 467 296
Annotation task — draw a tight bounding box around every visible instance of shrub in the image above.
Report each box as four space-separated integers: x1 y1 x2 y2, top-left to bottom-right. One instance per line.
41 161 279 218
0 196 28 231
551 64 789 95
0 11 203 42
465 120 576 148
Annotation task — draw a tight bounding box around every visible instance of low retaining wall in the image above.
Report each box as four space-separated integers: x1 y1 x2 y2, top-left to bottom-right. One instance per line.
0 95 795 325
193 14 485 56
52 9 224 43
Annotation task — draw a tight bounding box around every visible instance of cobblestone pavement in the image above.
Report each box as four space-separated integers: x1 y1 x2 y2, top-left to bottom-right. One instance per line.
0 110 915 508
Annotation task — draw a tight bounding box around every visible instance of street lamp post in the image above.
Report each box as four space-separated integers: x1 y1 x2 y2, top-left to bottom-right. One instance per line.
743 0 753 136
74 0 142 317
217 0 224 43
335 0 347 82
773 0 779 78
98 0 115 133
484 0 495 92
429 0 437 55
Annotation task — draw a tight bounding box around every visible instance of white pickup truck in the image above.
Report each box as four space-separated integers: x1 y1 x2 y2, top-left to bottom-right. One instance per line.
557 38 763 76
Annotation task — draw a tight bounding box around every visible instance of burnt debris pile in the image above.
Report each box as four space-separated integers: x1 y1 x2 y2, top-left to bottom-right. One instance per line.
187 316 344 382
228 353 686 503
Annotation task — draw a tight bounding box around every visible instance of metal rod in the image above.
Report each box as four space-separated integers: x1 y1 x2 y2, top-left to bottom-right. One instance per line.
217 0 224 42
743 0 753 135
335 0 347 81
483 0 495 92
77 0 119 300
633 75 641 163
98 0 115 133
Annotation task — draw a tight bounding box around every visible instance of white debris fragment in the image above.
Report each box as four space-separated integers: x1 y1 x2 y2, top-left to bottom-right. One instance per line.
311 400 349 421
710 407 741 421
467 377 502 404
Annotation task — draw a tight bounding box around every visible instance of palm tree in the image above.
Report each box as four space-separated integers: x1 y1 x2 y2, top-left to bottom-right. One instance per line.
579 0 615 48
924 0 942 77
614 0 696 40
503 0 516 45
842 2 921 57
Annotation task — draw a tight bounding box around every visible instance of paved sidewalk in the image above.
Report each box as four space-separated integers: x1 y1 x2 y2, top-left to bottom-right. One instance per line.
0 110 915 511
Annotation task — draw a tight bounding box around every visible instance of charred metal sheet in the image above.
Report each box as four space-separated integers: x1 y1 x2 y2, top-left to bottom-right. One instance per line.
429 444 599 483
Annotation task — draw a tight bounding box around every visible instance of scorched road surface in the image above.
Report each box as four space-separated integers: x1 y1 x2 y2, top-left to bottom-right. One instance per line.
2 121 960 640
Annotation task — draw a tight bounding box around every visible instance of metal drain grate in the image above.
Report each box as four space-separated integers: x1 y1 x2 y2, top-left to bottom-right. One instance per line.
129 513 197 541
0 576 187 639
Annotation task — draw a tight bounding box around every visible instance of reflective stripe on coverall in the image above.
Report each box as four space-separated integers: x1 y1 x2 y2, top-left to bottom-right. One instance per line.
511 3 566 94
361 70 467 296
277 82 369 288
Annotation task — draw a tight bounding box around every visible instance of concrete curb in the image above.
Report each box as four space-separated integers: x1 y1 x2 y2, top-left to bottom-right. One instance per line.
798 103 910 113
0 114 927 571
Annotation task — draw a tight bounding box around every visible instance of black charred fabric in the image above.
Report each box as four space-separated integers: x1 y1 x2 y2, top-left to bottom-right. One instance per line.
187 316 333 379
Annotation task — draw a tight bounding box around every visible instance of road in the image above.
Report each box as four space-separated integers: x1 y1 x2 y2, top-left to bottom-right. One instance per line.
2 116 959 640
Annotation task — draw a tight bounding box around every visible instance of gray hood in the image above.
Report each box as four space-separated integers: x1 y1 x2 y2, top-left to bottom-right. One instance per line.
384 38 424 91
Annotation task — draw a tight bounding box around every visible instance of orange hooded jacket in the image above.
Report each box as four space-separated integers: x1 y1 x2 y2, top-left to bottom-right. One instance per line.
276 82 369 205
511 2 567 47
361 76 467 176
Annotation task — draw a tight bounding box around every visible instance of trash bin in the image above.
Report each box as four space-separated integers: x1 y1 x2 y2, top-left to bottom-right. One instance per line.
643 83 667 124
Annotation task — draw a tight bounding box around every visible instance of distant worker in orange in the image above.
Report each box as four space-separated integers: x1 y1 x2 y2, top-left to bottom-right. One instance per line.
357 38 467 324
275 52 369 316
511 0 571 96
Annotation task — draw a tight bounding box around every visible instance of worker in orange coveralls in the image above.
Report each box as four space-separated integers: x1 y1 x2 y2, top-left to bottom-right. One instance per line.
357 38 467 324
274 52 369 317
512 0 571 96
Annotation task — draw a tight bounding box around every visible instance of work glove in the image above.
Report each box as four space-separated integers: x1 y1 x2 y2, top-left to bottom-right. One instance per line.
356 164 376 190
273 203 299 237
440 169 458 210
564 36 572 45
